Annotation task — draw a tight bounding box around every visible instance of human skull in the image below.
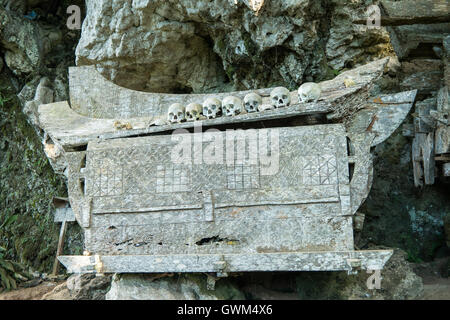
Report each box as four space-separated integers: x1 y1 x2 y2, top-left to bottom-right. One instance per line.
258 104 274 112
223 96 244 117
270 87 291 108
185 103 203 121
298 82 322 103
202 98 222 119
167 103 186 123
244 93 262 113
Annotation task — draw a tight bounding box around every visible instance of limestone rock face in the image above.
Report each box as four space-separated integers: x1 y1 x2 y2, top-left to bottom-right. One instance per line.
290 248 424 300
76 0 393 93
344 248 424 300
0 0 55 15
66 274 113 300
41 282 72 300
41 274 112 300
326 0 393 70
0 5 62 76
105 274 245 300
0 7 43 75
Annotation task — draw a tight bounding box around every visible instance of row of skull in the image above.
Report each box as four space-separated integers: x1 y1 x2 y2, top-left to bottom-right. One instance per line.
167 83 321 123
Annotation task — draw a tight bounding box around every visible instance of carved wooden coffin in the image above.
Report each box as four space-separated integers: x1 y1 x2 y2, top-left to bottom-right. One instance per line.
37 58 419 274
70 124 352 254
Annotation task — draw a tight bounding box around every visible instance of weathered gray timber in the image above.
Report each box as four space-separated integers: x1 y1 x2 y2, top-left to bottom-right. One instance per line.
38 100 332 149
412 132 435 187
68 125 354 258
68 58 389 120
445 35 450 87
407 87 450 186
378 1 450 59
35 58 418 274
434 86 450 178
59 251 393 274
52 197 75 276
53 197 76 223
39 59 418 152
347 90 417 146
406 85 449 185
408 87 450 185
39 89 416 151
387 12 450 186
380 0 450 25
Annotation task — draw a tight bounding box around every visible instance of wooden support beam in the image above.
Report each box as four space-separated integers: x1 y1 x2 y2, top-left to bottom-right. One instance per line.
52 220 68 276
354 0 450 26
412 132 435 187
381 0 450 21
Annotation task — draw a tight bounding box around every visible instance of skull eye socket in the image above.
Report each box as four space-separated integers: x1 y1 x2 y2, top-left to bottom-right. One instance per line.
282 95 287 100
212 105 217 110
192 110 197 116
245 102 250 106
272 96 278 101
177 112 183 117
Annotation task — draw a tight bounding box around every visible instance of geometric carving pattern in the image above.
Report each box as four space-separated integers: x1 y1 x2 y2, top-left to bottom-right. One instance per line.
227 164 260 190
89 158 123 196
302 155 338 185
156 165 190 193
123 161 155 195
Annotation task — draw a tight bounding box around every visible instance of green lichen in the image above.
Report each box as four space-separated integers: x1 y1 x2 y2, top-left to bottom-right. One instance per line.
0 80 82 273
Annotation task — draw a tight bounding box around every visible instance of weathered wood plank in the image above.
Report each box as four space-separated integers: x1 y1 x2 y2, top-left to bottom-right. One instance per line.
67 58 389 119
381 0 450 22
58 250 393 273
435 126 450 154
412 132 435 186
414 98 437 133
38 89 416 151
38 100 331 149
384 23 450 59
347 90 417 146
52 221 67 276
401 71 444 95
444 35 450 87
353 1 450 26
433 86 450 155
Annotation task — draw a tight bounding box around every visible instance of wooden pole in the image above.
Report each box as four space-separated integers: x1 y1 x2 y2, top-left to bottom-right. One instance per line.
52 221 67 276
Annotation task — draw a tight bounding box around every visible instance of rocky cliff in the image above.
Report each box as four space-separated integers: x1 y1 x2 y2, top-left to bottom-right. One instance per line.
75 0 392 93
0 0 448 299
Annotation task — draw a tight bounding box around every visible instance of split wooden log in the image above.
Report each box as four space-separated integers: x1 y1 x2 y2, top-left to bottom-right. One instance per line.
380 0 450 25
51 197 76 276
368 1 450 59
412 132 435 187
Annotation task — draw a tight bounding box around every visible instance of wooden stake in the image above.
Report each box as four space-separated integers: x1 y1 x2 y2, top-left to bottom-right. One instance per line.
52 221 67 276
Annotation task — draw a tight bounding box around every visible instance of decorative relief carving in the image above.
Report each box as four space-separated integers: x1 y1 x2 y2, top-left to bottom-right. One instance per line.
301 155 338 186
227 164 260 190
156 165 191 193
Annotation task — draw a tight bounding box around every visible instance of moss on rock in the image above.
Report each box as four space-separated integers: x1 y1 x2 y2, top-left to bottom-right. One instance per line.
0 77 82 273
